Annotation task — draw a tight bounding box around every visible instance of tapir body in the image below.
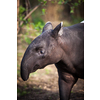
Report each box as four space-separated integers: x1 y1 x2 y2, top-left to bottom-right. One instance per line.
21 21 84 100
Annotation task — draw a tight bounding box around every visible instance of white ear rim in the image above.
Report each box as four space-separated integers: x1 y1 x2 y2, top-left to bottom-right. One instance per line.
61 21 63 27
80 21 84 23
58 22 63 36
45 21 51 25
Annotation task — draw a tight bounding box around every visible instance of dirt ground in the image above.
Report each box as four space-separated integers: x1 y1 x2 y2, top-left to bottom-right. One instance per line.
17 34 84 100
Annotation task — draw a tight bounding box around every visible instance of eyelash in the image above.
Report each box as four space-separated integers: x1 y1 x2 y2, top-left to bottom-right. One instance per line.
35 47 41 51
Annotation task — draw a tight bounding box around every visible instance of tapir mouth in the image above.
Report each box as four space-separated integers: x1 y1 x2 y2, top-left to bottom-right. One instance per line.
21 65 39 81
32 64 40 72
21 64 41 81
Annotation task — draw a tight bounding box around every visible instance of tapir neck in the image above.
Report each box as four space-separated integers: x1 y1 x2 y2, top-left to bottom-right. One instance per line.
58 24 84 56
58 33 72 57
58 24 84 64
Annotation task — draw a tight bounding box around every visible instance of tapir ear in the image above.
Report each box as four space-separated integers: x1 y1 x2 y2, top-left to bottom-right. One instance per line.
42 21 53 32
51 22 63 38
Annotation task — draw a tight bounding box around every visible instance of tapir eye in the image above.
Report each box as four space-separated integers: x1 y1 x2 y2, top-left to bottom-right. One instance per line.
40 50 44 54
35 47 45 55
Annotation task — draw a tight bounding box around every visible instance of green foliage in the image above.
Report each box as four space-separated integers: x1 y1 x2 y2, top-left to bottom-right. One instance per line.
32 16 45 33
17 64 20 67
64 0 68 4
30 71 38 76
18 7 45 36
33 21 44 32
74 2 79 6
57 0 84 13
57 0 84 5
17 70 20 76
17 53 23 57
70 0 84 13
20 33 32 45
24 36 32 44
19 6 30 27
58 0 64 4
45 69 51 75
19 6 26 14
70 7 74 13
17 63 20 76
17 88 30 96
51 1 55 3
19 6 25 23
17 88 21 94
42 8 46 15
18 0 84 37
38 0 47 5
71 91 73 93
71 15 84 24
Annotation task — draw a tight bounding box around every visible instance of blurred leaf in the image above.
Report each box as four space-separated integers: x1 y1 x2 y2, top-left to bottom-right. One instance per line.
17 88 30 96
38 0 44 2
42 8 46 15
25 32 29 35
58 1 62 4
21 91 27 95
17 64 20 67
28 18 30 22
24 36 31 44
78 0 81 3
70 9 74 13
20 17 23 21
17 88 21 93
74 2 78 6
64 1 68 4
70 7 74 13
51 1 55 3
71 91 73 93
45 69 51 75
17 70 20 76
19 6 25 14
43 1 47 5
32 16 45 33
38 0 47 5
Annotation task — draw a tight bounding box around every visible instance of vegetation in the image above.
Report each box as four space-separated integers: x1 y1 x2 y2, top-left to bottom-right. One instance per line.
17 0 84 34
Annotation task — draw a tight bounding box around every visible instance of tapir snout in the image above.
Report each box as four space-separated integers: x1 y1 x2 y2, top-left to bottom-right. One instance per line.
20 56 32 81
21 53 41 81
21 66 29 81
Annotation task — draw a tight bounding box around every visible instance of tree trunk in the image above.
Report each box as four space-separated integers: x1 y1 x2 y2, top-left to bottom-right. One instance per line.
17 0 20 34
25 0 28 15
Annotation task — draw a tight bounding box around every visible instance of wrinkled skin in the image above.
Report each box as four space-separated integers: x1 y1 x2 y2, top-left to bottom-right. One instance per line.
20 22 84 100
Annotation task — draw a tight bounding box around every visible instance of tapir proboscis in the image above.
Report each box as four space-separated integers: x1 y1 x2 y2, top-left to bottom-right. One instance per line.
20 21 84 100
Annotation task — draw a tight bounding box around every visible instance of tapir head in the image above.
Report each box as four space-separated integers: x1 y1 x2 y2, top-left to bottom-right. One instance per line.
20 22 63 81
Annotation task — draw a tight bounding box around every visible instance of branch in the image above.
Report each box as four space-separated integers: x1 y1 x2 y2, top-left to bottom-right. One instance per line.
20 4 40 26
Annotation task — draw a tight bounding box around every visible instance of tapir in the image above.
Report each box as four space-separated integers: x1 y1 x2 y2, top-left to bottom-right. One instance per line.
20 21 84 100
